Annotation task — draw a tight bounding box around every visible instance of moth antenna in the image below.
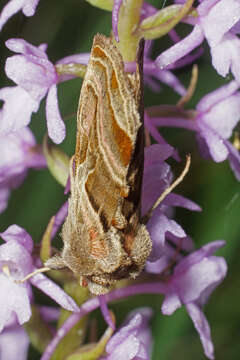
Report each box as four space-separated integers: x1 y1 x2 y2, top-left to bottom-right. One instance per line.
142 154 191 224
16 267 51 284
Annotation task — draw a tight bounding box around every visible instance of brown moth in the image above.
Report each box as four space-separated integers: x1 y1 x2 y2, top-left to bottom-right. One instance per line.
45 34 152 295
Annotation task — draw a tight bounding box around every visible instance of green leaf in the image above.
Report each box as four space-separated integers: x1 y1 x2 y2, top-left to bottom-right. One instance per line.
66 316 114 360
43 135 70 187
51 283 89 360
116 0 144 61
138 0 195 40
24 306 52 353
56 64 87 79
40 216 55 263
85 0 113 11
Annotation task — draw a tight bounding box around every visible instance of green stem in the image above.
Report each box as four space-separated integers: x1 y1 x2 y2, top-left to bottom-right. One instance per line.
117 0 143 61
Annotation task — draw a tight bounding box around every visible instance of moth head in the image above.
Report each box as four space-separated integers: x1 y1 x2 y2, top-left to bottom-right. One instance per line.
85 277 112 295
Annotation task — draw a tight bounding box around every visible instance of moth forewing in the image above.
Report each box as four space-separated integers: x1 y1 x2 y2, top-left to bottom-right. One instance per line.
45 34 152 295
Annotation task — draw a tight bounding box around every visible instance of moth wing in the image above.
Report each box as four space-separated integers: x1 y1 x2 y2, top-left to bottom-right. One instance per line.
74 34 143 232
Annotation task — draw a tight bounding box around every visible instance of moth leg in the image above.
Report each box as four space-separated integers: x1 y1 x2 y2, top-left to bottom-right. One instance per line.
16 255 67 284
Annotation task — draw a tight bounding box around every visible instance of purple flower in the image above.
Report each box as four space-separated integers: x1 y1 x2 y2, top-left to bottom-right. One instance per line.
160 240 227 360
101 308 153 360
0 316 29 360
2 39 65 143
142 144 201 261
0 224 79 333
195 81 240 179
143 59 186 96
0 127 45 213
156 0 240 83
0 0 40 31
149 81 240 180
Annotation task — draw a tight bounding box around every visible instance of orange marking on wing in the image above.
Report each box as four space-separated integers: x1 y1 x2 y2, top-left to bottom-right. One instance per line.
92 46 107 59
91 60 132 167
111 70 118 90
112 117 132 166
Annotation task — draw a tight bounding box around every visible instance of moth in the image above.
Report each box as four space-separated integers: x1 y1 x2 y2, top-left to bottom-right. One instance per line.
45 34 150 294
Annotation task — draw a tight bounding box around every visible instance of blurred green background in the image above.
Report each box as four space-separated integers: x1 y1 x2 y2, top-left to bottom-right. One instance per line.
1 0 240 359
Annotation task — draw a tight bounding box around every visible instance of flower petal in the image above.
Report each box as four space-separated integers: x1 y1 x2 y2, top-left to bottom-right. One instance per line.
154 69 186 96
57 53 90 65
197 80 239 112
144 143 173 165
164 193 201 211
200 0 240 46
0 275 31 332
0 241 33 276
186 303 214 360
174 240 226 274
142 160 172 215
22 0 40 16
0 86 39 135
46 85 66 144
211 33 240 83
198 122 229 162
156 24 204 69
5 55 53 101
0 187 10 214
146 256 169 274
161 289 182 315
0 128 33 180
225 141 240 181
105 309 152 360
0 224 33 253
0 0 24 31
147 210 186 261
106 314 141 353
6 38 48 59
201 95 240 139
30 272 79 312
0 324 29 360
176 256 227 304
